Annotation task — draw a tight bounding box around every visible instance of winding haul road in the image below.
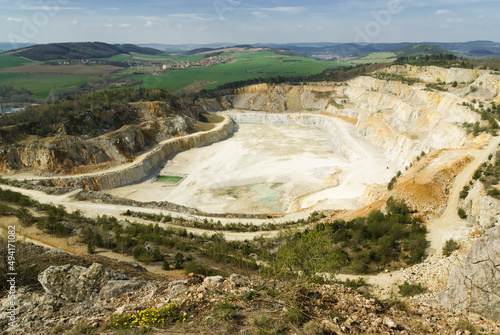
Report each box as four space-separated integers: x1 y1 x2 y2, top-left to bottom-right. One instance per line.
1 128 499 295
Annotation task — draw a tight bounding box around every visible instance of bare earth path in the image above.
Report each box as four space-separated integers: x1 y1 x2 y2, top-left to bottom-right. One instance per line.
0 185 283 241
340 135 500 296
426 135 500 256
2 130 498 297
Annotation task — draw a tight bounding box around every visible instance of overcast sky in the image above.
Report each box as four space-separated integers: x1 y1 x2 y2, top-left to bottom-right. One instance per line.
0 0 498 45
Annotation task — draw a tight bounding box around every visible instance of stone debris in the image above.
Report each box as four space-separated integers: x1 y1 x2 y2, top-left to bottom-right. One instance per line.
2 267 500 334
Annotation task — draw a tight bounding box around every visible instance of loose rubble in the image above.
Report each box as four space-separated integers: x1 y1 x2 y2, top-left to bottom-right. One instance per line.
1 263 500 334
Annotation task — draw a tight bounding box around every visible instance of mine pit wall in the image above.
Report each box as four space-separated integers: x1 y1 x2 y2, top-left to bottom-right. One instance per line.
229 67 490 169
227 112 367 163
40 115 234 191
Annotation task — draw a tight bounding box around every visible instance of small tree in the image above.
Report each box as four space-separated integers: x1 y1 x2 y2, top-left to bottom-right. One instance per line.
87 241 96 255
16 207 35 226
458 208 467 219
442 239 460 256
174 252 184 269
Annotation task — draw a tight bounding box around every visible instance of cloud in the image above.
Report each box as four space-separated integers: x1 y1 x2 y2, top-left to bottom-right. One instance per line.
15 5 84 10
435 9 462 26
170 14 213 21
7 17 23 22
436 9 455 15
118 23 130 28
250 6 305 14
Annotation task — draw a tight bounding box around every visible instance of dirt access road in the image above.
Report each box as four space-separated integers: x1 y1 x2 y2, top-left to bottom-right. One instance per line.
2 134 498 297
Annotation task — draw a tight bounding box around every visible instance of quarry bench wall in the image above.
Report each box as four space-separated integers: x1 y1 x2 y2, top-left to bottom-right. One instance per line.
40 115 234 191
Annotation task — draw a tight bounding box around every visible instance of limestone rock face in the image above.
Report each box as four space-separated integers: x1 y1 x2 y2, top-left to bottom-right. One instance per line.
38 263 150 302
462 182 500 229
438 226 500 321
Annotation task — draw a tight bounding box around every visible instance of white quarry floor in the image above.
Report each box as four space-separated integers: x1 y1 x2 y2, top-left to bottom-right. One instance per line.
108 115 398 214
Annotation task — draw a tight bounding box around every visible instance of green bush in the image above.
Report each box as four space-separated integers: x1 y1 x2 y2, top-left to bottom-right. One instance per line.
458 208 467 219
184 260 212 276
213 301 236 321
398 281 428 297
242 290 259 302
253 314 286 335
442 239 460 256
455 319 478 335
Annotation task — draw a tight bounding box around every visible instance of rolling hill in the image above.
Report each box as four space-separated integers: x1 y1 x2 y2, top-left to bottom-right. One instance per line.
392 44 453 57
4 42 163 61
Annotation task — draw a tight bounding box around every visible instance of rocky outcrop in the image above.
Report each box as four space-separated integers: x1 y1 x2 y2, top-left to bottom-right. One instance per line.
37 114 233 190
462 181 500 229
0 115 193 175
38 263 151 302
438 226 500 321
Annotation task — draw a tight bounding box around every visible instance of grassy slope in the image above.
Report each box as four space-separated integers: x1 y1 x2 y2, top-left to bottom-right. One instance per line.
0 55 36 69
0 50 348 97
0 73 97 98
340 52 397 65
133 51 348 92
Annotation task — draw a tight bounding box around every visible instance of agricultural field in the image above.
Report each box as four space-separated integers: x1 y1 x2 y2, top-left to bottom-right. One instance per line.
0 64 122 75
0 48 347 98
131 50 347 92
0 73 98 99
339 52 397 65
0 55 36 69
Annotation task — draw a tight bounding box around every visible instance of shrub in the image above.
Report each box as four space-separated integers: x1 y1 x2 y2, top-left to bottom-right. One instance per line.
398 281 428 297
174 252 184 269
64 321 94 335
458 208 467 219
242 290 259 302
487 188 500 196
16 207 35 226
253 314 286 335
302 320 324 335
388 176 397 190
87 241 96 255
184 260 212 276
455 319 478 335
442 239 460 256
213 301 236 321
133 246 153 264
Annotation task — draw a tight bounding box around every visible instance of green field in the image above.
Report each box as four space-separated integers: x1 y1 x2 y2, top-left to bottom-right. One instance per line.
0 55 36 69
339 52 397 65
132 51 347 92
0 49 350 98
102 54 132 61
0 73 98 98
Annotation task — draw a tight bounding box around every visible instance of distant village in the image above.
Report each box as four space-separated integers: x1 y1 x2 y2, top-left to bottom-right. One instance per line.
51 54 231 72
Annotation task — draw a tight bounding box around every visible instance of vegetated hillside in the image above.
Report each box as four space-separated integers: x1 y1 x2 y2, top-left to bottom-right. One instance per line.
7 42 162 61
392 43 453 57
0 88 202 174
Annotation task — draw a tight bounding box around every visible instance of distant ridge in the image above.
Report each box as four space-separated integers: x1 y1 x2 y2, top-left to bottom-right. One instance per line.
392 44 452 57
3 42 163 61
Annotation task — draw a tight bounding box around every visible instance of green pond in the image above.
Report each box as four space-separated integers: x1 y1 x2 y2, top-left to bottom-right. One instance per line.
249 183 282 212
157 176 183 184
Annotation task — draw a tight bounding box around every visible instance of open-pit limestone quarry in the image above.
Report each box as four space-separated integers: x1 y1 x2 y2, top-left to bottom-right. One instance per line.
1 64 500 333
